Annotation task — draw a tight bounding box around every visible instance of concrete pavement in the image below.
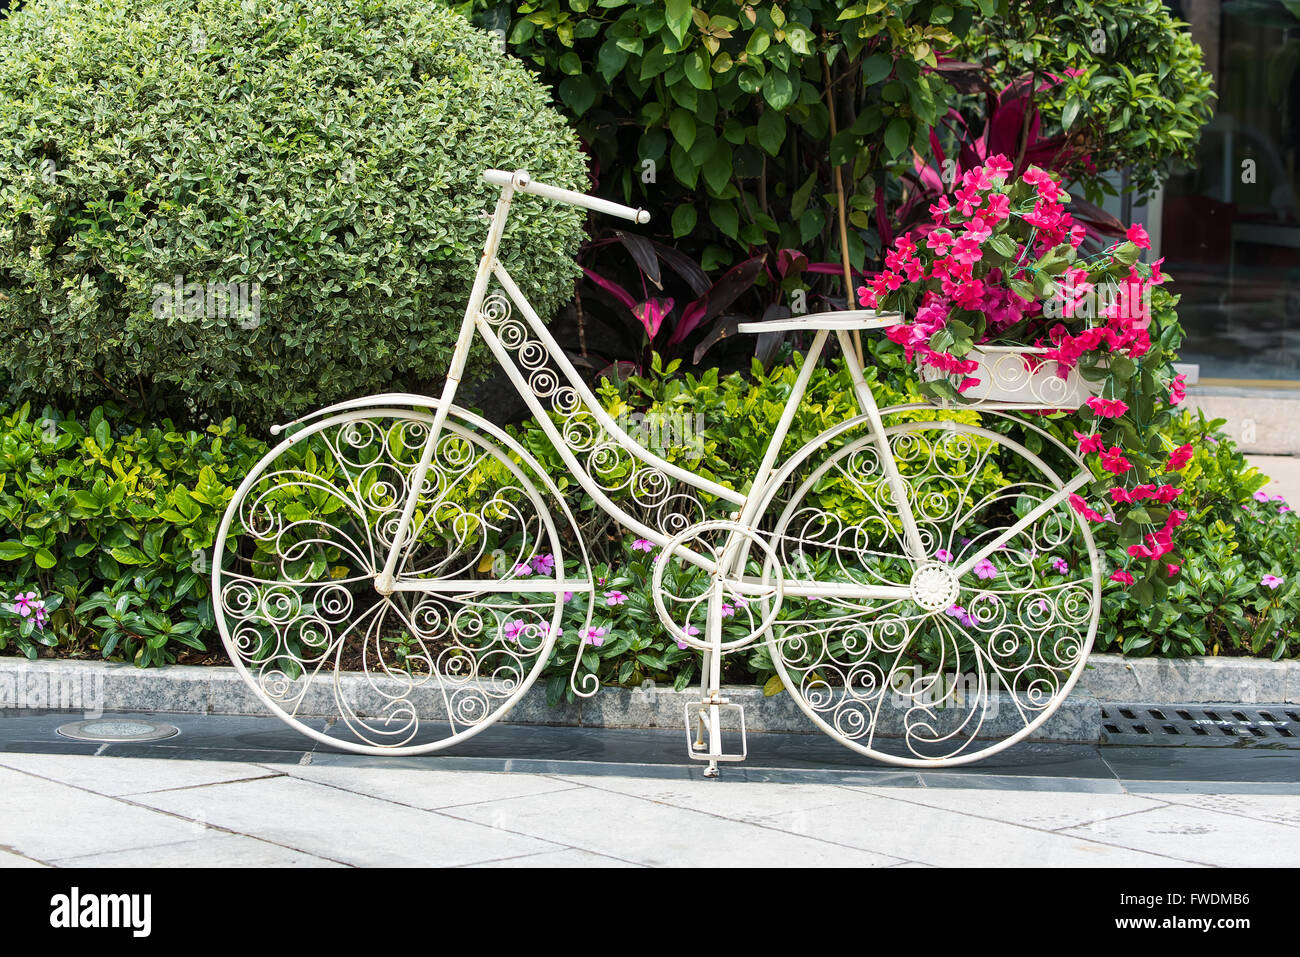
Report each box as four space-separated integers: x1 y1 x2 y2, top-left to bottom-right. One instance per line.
1 751 1297 867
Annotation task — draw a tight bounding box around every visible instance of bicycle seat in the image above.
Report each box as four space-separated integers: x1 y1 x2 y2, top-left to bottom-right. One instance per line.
735 309 902 333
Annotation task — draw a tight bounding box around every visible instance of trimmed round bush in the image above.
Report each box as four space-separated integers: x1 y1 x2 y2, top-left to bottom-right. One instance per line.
0 0 588 424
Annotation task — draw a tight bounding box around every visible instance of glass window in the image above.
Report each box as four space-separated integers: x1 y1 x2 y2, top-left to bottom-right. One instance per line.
1163 0 1300 383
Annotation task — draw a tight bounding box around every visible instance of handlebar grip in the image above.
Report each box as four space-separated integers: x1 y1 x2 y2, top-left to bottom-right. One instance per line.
482 169 650 224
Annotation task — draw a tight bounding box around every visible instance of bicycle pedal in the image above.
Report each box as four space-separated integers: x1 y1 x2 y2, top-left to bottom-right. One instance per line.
683 700 747 763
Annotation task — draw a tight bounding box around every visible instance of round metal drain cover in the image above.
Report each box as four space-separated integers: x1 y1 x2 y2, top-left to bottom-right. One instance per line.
56 718 179 743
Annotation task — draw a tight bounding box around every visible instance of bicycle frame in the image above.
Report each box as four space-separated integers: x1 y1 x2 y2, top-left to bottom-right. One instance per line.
374 171 931 603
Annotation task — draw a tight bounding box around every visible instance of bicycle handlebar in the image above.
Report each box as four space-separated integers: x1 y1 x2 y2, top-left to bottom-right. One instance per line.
483 169 650 224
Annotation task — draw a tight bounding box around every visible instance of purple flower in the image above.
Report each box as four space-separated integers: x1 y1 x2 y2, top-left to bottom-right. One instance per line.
604 590 627 606
676 623 700 650
1051 557 1069 574
734 597 748 608
973 558 998 580
935 548 953 563
513 562 533 577
632 538 655 552
1262 574 1284 590
583 626 607 646
563 591 573 602
945 604 975 627
503 619 526 643
530 553 555 575
1272 494 1286 502
1254 490 1271 502
720 603 735 618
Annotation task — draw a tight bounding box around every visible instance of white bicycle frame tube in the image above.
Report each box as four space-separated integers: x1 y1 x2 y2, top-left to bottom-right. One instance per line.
378 169 932 594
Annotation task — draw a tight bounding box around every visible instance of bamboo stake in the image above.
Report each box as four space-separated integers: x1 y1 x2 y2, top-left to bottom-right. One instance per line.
823 51 863 366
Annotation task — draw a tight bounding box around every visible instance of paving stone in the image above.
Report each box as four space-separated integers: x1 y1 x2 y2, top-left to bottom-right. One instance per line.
444 784 904 867
0 752 281 797
746 790 1202 867
0 767 201 861
278 764 579 810
466 848 642 868
853 785 1167 830
552 773 871 824
1144 792 1300 829
1061 804 1300 867
129 775 558 867
51 833 343 867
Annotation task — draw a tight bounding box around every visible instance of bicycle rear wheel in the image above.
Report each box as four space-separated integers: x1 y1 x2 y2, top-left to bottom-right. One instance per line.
761 417 1100 766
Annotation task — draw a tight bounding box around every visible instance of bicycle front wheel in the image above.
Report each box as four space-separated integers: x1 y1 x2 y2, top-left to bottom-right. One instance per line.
212 409 584 754
761 418 1101 766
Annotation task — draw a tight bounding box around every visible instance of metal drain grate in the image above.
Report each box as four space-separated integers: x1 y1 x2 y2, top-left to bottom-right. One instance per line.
1100 703 1300 748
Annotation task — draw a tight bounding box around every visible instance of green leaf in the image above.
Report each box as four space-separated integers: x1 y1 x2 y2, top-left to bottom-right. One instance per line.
756 109 785 156
668 109 696 151
883 117 910 158
684 49 712 90
761 70 796 110
34 547 56 569
0 541 28 561
672 203 698 238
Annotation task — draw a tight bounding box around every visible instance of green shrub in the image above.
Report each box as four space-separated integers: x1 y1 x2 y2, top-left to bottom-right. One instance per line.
471 0 976 273
5 386 1299 678
0 0 587 425
0 401 269 664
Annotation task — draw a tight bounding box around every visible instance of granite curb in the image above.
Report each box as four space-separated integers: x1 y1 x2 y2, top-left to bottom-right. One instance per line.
1 654 1296 746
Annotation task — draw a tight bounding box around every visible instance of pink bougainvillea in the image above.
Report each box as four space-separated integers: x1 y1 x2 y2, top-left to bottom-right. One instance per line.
861 157 1188 590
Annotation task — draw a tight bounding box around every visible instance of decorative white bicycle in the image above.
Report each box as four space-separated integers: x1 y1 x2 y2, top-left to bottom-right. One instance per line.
213 169 1101 775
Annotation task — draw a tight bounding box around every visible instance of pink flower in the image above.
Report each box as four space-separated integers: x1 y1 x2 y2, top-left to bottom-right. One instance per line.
604 590 627 606
530 553 555 575
631 538 655 552
10 591 37 617
1069 494 1106 523
1074 430 1105 455
1167 564 1180 577
945 604 975 627
1262 574 1284 590
984 154 1013 179
583 626 607 646
1254 490 1271 502
1052 557 1069 574
1165 444 1193 472
935 548 953 563
563 591 573 602
1100 446 1132 475
513 563 532 577
1126 223 1151 249
1168 373 1187 406
503 619 527 642
1085 397 1129 418
677 623 700 650
1110 569 1135 585
973 558 998 579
